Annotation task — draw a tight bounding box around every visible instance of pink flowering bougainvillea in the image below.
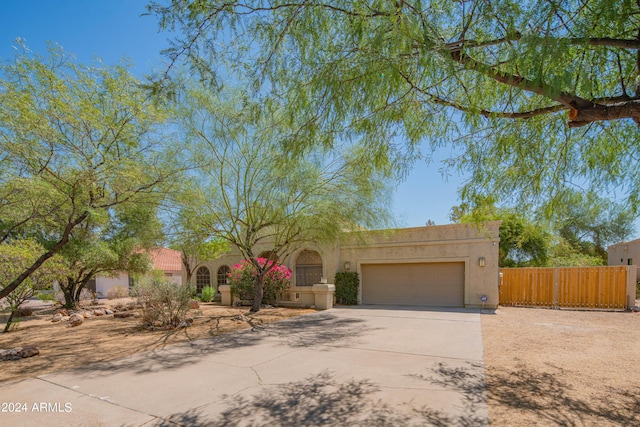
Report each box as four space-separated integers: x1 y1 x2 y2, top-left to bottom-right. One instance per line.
227 258 292 302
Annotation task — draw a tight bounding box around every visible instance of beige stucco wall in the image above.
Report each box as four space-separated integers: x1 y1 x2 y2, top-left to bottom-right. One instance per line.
608 238 640 278
190 221 501 309
338 222 501 308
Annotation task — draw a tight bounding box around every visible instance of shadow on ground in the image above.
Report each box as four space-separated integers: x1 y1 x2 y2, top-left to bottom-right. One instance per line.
67 312 370 377
154 363 489 427
486 364 640 426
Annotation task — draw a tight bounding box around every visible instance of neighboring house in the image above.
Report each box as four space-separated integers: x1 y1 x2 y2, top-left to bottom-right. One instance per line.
91 248 183 297
191 222 501 309
607 239 640 277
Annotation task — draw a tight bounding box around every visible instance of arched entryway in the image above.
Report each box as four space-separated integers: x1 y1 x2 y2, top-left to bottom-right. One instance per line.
295 250 323 287
196 266 211 294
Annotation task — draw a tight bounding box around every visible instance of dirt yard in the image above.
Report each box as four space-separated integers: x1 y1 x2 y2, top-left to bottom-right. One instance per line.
0 301 314 383
482 306 640 426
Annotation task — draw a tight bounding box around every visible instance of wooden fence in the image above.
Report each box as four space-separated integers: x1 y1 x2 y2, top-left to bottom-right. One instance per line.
499 266 636 310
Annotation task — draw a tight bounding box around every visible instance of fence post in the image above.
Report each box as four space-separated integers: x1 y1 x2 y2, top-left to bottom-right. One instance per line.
553 268 559 309
626 265 637 310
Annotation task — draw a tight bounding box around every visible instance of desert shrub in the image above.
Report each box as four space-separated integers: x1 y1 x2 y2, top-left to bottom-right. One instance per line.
14 307 33 317
106 285 130 300
228 258 291 303
334 272 359 305
79 288 95 302
201 286 215 302
133 279 194 328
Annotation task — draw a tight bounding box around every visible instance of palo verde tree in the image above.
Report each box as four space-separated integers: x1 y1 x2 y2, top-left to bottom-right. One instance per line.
0 45 181 300
149 0 640 212
175 84 391 312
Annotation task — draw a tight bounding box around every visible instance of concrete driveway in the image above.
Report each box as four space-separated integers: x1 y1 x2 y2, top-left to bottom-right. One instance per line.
0 306 489 426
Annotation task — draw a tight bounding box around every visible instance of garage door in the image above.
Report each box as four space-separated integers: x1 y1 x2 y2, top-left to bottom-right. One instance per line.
361 262 465 307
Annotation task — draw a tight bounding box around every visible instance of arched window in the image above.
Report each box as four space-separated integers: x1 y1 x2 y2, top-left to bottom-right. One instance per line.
217 265 230 288
196 266 211 294
295 250 323 287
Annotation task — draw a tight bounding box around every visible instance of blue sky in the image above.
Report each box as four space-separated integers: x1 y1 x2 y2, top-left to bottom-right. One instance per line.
0 1 467 228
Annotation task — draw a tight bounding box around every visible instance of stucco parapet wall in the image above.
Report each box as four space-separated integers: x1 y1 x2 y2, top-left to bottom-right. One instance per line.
340 221 501 248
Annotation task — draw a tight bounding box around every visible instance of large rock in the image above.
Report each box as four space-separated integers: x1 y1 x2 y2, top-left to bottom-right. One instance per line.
17 345 39 358
51 313 63 322
0 346 39 361
55 308 69 317
68 313 83 327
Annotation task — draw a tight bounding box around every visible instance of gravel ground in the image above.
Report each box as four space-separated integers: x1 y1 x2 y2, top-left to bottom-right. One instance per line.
481 305 640 426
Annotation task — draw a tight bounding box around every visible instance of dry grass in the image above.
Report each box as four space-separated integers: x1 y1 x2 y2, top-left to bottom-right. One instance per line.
482 306 640 426
0 302 314 383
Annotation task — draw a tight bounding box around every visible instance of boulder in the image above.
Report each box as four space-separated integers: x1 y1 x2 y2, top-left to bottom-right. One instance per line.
68 313 83 327
51 313 63 322
104 309 114 315
0 346 39 361
93 308 106 316
55 308 69 317
17 345 39 358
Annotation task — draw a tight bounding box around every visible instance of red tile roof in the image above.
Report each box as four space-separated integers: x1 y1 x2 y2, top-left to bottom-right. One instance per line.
149 248 182 272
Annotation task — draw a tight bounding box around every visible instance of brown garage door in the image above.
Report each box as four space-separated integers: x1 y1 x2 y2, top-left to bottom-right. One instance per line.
361 262 465 307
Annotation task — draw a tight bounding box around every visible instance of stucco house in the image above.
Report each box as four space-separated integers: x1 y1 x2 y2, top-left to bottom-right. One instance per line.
89 247 183 297
189 222 501 309
608 238 640 278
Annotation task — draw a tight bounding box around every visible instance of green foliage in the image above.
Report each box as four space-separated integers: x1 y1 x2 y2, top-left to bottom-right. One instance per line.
35 292 56 302
134 279 194 329
200 285 215 303
0 45 179 300
0 239 67 332
150 1 640 213
453 204 550 267
334 272 359 305
172 82 391 312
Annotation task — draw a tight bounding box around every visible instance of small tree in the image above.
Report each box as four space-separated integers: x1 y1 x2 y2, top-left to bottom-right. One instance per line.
174 83 391 312
0 240 67 332
228 258 291 304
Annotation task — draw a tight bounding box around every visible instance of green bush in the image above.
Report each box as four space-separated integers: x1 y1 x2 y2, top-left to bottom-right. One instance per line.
133 279 194 328
334 272 359 305
35 292 56 302
201 286 215 302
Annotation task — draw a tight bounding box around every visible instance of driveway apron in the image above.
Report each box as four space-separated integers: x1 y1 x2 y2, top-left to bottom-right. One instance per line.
0 306 489 426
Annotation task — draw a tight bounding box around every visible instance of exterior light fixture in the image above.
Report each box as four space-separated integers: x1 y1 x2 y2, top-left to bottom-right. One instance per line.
344 261 351 271
478 257 486 267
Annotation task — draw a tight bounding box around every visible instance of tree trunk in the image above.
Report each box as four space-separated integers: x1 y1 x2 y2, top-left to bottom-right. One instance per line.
3 310 17 332
0 211 89 300
251 274 264 313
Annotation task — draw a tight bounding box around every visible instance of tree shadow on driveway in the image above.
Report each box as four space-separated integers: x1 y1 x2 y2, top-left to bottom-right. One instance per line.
67 311 371 377
155 363 490 427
